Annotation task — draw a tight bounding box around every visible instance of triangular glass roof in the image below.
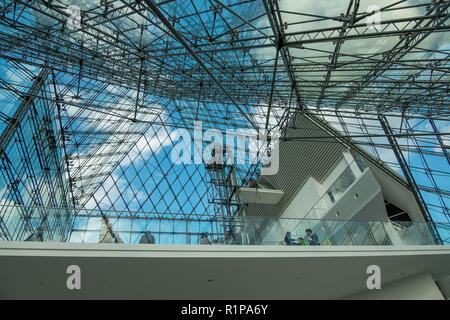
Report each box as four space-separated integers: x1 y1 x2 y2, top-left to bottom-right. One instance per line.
0 0 448 243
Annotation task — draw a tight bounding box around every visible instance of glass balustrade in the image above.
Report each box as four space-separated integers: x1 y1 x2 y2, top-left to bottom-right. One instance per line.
0 204 447 246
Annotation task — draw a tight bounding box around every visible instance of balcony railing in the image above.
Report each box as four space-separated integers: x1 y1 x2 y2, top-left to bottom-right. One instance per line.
0 204 448 245
228 215 449 246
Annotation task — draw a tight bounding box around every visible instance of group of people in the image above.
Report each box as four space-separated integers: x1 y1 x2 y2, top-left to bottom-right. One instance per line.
283 229 321 246
23 227 328 246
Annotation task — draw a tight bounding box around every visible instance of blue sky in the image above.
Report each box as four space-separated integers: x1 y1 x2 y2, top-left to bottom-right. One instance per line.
0 0 448 244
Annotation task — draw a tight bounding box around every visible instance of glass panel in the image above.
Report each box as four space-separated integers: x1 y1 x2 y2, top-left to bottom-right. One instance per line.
0 204 447 246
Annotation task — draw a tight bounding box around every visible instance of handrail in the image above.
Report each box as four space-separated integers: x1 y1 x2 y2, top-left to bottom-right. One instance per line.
0 204 448 245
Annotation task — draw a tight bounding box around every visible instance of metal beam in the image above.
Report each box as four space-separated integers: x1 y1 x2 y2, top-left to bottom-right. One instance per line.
0 68 49 156
378 114 442 243
141 0 258 130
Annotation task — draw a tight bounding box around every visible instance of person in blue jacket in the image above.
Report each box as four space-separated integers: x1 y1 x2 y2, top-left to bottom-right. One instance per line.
305 228 320 245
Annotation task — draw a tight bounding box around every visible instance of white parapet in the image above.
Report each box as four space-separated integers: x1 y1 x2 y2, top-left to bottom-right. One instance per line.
238 187 284 204
0 242 449 299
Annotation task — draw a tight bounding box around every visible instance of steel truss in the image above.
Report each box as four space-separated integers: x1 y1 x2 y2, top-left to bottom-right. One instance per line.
0 0 448 242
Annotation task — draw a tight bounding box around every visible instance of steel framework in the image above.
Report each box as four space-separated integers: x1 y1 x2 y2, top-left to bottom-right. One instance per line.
0 0 448 243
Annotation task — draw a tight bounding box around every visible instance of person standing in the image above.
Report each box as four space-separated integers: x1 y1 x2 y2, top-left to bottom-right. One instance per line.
200 232 211 244
305 228 319 245
139 231 156 244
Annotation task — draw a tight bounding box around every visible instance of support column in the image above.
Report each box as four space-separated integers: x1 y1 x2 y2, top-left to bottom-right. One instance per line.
378 114 442 244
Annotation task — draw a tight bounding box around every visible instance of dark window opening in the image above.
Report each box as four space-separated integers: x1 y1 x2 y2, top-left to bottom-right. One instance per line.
385 200 412 228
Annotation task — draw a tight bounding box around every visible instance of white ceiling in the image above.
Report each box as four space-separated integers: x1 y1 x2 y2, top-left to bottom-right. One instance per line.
0 242 449 299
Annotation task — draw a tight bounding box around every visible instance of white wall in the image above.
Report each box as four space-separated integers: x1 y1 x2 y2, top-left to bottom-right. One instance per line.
262 152 388 243
280 154 351 220
279 152 388 223
319 154 350 193
281 176 322 219
323 170 387 222
345 273 445 300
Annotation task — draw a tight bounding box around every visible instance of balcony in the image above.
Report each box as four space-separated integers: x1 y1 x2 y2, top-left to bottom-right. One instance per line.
227 215 447 246
1 204 447 246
